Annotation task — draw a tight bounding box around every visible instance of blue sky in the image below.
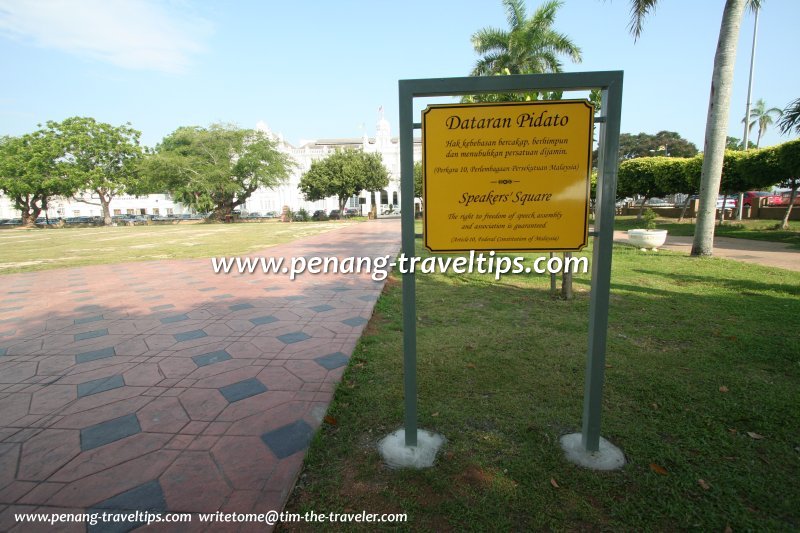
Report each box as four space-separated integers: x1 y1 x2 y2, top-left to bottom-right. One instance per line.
1 0 797 150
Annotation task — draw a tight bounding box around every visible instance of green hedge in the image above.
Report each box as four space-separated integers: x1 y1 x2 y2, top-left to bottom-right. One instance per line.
617 138 799 197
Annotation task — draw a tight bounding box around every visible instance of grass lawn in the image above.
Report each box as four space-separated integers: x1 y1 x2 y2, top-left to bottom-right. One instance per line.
0 220 358 274
614 215 800 249
281 237 800 531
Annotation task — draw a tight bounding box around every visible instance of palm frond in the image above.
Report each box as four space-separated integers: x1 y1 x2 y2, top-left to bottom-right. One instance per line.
503 0 527 31
778 98 800 135
628 0 659 41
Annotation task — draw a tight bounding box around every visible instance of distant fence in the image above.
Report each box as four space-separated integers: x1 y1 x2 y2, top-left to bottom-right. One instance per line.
618 199 800 221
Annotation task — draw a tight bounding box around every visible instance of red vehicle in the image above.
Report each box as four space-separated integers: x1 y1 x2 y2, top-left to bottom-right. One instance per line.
742 190 782 207
774 190 800 207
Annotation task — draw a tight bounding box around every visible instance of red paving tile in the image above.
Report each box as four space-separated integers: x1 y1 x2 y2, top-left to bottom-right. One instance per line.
0 220 400 530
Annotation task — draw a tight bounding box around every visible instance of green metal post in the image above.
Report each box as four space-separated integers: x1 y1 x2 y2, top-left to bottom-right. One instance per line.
398 81 418 446
581 74 623 452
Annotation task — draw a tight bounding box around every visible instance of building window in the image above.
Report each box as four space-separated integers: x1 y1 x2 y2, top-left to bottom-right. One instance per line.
73 210 81 216
113 209 122 215
127 209 135 215
167 208 174 215
153 208 160 215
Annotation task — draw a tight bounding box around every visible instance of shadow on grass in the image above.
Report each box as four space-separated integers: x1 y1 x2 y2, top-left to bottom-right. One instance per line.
284 252 800 532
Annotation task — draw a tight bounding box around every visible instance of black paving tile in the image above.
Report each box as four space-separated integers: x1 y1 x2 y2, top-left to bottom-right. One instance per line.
192 350 231 367
173 330 207 342
261 419 313 459
277 332 310 344
342 316 368 327
74 329 109 341
77 375 125 398
219 378 267 403
250 316 278 326
81 413 141 451
76 346 116 363
74 315 104 325
160 314 188 324
315 352 349 370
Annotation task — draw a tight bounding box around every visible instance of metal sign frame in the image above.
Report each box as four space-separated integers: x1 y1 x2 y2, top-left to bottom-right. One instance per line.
398 71 623 453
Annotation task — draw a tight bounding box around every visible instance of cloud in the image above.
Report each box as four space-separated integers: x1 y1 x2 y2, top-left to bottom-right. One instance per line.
0 0 211 73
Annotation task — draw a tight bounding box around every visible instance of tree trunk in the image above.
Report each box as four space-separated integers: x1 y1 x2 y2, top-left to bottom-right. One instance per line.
781 179 798 230
560 252 573 300
17 195 41 227
21 212 36 227
678 194 693 222
719 192 731 225
99 191 113 226
691 0 747 257
637 196 648 220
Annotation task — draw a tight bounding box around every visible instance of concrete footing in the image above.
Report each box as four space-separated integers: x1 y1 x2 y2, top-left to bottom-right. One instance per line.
559 433 625 471
378 428 446 469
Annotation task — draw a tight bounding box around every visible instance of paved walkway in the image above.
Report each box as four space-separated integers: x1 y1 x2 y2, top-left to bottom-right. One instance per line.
613 230 799 271
0 219 401 532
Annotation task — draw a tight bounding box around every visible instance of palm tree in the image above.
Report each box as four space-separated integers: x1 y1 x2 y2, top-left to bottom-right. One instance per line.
742 98 782 148
470 0 581 77
778 97 800 136
628 0 757 257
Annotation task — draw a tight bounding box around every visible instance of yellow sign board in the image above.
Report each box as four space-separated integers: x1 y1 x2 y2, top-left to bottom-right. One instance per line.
423 100 594 252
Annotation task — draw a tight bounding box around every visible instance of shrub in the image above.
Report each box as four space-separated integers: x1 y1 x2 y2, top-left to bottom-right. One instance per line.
642 208 658 230
294 208 310 222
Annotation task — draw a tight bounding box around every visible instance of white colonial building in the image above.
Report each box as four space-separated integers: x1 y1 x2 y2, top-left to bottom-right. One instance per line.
0 111 422 220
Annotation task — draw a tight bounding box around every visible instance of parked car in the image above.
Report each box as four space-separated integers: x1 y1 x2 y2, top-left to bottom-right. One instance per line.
742 190 782 207
774 190 800 207
311 210 328 221
344 208 359 217
263 211 278 218
716 196 737 209
644 198 671 207
328 209 341 220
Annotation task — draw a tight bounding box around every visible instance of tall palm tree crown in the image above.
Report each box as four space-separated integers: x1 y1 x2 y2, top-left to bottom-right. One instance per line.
470 0 581 77
742 98 782 148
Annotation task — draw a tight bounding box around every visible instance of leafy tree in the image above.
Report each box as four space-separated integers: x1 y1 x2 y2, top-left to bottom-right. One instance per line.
617 157 670 218
778 97 800 136
628 0 757 257
299 149 389 215
776 139 800 229
50 117 143 225
464 0 580 102
145 124 293 220
742 98 782 149
471 0 581 75
413 161 423 200
618 131 699 160
0 131 77 226
726 136 745 150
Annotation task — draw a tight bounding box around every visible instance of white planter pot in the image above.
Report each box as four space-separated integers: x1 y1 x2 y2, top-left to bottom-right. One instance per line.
627 229 668 251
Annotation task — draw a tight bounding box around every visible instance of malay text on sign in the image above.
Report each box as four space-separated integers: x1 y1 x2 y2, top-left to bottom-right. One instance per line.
422 100 594 252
